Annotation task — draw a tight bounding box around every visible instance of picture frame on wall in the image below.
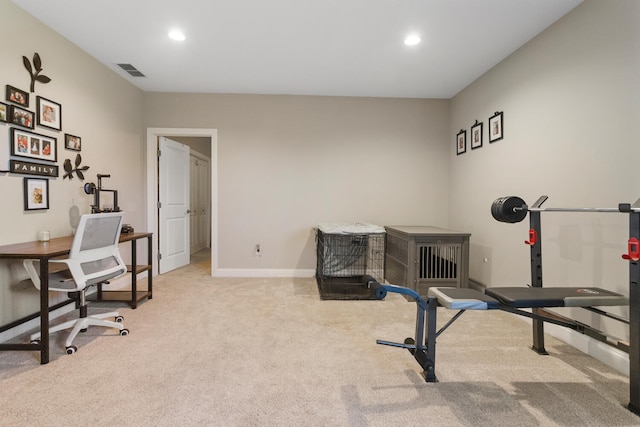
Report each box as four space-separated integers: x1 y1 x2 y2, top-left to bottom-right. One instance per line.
471 120 483 149
24 177 49 211
456 129 466 155
9 105 35 129
5 85 29 107
489 111 504 143
0 102 8 123
11 128 57 162
36 96 62 131
64 133 81 151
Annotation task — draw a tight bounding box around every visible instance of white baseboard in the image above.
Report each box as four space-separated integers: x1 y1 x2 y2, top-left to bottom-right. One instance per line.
544 322 629 376
214 268 315 278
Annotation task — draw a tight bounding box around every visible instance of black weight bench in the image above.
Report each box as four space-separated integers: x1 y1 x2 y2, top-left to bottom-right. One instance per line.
370 277 628 382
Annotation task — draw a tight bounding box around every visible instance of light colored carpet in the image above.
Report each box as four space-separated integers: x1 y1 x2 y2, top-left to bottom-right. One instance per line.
0 254 638 426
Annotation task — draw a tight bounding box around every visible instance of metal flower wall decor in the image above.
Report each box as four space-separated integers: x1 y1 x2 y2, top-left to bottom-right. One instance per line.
23 52 51 93
63 154 89 180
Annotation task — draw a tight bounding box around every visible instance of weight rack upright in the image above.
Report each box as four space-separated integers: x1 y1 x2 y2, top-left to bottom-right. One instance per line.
493 195 640 414
628 204 640 414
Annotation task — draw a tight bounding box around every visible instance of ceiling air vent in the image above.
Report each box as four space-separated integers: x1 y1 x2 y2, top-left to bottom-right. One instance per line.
117 63 145 77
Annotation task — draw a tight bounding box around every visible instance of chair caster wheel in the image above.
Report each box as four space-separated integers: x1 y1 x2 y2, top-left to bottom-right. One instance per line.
66 345 78 355
120 329 129 336
115 316 124 323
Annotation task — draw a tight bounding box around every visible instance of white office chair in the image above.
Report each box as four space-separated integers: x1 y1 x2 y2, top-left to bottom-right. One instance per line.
24 212 130 355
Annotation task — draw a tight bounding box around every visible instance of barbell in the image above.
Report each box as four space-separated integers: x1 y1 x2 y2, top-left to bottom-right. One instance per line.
491 195 640 223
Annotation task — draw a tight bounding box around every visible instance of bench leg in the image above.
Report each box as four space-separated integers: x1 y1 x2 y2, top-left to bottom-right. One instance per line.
409 297 438 382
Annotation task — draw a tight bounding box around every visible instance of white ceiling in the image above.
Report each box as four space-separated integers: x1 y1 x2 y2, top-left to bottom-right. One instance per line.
12 0 581 99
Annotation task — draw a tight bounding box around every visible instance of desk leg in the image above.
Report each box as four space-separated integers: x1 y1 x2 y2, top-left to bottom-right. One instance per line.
39 258 50 364
131 239 137 309
147 235 153 300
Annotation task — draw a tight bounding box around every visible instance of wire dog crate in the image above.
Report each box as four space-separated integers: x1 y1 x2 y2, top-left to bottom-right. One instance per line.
315 223 385 300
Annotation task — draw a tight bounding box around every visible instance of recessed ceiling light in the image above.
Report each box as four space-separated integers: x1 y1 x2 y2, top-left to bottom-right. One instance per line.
404 34 421 46
168 30 186 41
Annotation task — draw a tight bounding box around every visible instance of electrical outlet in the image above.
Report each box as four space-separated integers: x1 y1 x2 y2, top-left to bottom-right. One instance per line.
255 244 262 257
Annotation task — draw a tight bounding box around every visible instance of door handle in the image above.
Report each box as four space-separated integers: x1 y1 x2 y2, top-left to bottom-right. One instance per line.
186 209 191 214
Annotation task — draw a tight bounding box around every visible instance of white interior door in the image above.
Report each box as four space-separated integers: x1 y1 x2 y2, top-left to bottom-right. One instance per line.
159 136 190 274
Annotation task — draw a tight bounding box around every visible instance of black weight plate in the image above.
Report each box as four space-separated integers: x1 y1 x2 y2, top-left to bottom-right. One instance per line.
491 196 527 223
491 197 509 222
491 197 504 221
502 196 527 223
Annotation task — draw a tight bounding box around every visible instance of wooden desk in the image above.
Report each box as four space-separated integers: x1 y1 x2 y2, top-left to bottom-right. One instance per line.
0 232 152 364
94 232 153 309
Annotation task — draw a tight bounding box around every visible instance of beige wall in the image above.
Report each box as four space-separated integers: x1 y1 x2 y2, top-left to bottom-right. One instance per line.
449 0 639 360
0 2 144 324
144 93 450 272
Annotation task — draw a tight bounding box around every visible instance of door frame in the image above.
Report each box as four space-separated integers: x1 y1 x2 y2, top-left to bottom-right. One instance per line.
146 127 218 277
